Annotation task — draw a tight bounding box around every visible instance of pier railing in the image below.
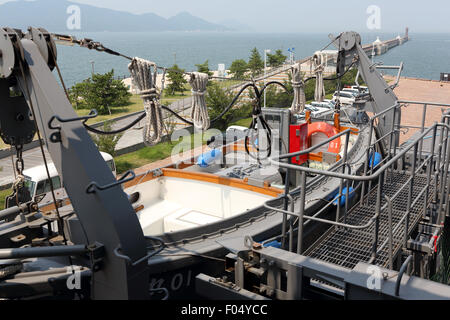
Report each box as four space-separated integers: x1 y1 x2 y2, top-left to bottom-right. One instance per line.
264 101 450 269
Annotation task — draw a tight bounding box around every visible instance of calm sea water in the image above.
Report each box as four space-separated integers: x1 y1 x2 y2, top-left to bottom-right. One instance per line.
55 32 450 87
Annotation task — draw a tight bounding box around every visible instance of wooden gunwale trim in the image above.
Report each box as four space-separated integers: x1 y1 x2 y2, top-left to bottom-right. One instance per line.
124 168 282 197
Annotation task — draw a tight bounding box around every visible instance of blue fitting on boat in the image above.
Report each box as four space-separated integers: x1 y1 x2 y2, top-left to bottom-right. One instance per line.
333 187 355 206
197 149 222 168
369 152 382 169
263 241 282 248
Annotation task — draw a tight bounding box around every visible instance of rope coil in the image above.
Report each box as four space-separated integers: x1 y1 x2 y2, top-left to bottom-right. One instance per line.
290 63 306 114
128 57 164 146
189 72 210 131
313 53 326 102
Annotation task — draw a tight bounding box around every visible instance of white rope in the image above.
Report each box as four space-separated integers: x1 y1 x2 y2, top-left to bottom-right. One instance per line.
128 57 164 146
189 72 210 131
12 174 25 191
290 63 306 114
313 53 325 102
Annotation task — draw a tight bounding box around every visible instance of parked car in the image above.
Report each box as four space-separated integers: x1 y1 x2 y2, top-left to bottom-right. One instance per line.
350 85 369 93
310 99 336 110
226 126 249 140
207 125 249 149
23 152 115 205
332 91 357 105
341 88 361 95
294 105 333 121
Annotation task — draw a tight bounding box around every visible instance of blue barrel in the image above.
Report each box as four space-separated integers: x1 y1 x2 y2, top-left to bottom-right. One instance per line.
333 187 355 206
197 149 222 168
263 241 282 248
369 152 382 169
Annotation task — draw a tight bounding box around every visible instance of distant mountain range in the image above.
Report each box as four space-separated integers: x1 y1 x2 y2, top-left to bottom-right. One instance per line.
0 0 236 32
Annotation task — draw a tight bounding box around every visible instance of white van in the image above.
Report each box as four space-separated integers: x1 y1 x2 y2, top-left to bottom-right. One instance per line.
226 125 249 139
23 152 116 205
332 91 357 105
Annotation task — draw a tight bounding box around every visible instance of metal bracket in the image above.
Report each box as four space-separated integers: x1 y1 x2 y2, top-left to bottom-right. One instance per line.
152 168 163 177
48 109 98 143
87 242 105 272
86 170 135 194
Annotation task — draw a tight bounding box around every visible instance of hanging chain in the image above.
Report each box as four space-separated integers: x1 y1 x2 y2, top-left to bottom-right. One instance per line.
14 144 24 176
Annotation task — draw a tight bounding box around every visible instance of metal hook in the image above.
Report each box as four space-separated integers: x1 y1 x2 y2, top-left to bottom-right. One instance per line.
48 109 98 130
48 109 98 143
86 170 135 194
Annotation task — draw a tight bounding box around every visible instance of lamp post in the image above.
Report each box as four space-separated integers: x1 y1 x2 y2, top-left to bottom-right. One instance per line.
264 49 271 109
288 47 295 64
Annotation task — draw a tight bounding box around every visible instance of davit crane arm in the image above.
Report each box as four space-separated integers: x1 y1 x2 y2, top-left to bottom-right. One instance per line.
330 31 402 150
0 27 149 300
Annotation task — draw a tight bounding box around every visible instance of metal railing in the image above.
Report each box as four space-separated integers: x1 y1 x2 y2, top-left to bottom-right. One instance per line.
263 101 450 269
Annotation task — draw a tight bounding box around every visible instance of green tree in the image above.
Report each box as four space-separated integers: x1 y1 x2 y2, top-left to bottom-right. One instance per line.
247 48 264 77
167 64 188 95
267 49 287 67
248 79 293 109
229 59 248 79
70 70 131 115
90 120 123 156
195 60 213 77
68 81 90 109
206 83 252 131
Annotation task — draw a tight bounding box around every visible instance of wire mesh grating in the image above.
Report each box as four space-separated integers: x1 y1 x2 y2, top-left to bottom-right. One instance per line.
307 171 435 269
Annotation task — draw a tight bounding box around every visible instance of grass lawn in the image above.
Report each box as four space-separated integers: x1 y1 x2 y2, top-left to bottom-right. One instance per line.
77 89 195 125
114 132 214 174
231 117 252 128
0 188 11 210
77 95 145 125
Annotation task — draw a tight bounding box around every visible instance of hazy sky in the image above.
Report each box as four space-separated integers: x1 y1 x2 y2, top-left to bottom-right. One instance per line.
1 0 449 33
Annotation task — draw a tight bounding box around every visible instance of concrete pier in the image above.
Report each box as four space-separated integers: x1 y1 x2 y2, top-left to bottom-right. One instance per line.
362 28 409 57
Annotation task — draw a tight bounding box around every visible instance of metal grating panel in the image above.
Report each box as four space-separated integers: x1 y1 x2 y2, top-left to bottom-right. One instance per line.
307 171 435 269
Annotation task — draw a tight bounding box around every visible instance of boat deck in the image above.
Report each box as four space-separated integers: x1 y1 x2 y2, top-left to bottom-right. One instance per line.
306 171 435 269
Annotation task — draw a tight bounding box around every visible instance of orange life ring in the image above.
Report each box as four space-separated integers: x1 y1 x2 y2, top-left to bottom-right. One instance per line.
307 122 341 154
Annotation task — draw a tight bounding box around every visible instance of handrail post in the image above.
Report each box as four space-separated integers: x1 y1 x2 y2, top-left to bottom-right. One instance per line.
371 171 384 262
385 195 394 270
288 194 295 253
433 121 445 209
418 104 427 162
387 104 400 182
424 124 438 219
367 145 375 206
361 119 374 206
404 143 417 247
297 171 306 255
437 123 450 224
281 158 291 250
343 130 351 225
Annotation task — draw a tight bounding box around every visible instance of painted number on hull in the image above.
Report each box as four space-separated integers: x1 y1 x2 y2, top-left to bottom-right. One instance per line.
150 270 192 295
